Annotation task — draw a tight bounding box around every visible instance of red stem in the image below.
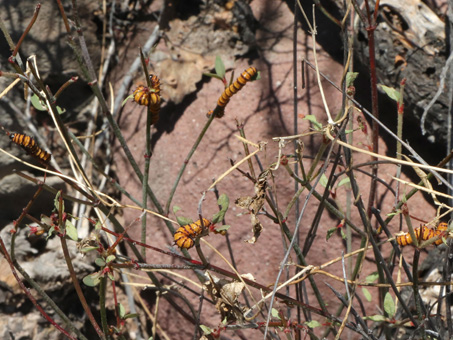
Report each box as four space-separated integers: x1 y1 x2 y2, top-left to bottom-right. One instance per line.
60 236 106 339
12 3 41 57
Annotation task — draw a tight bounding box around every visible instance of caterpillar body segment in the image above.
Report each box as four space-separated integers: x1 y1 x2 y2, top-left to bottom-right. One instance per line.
10 133 51 164
216 66 258 108
174 218 211 249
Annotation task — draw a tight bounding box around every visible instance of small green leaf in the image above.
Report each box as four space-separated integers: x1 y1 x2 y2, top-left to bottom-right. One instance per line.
56 105 66 115
319 174 329 188
177 216 193 226
271 308 280 318
107 272 115 281
384 292 395 318
218 193 229 209
95 257 106 267
214 225 230 233
118 303 126 318
305 320 321 328
346 72 359 88
302 114 323 130
40 215 52 227
200 325 213 335
362 287 372 302
211 211 223 225
83 272 101 287
215 56 226 79
31 94 47 111
337 177 350 188
54 192 64 213
364 315 386 322
173 206 181 214
378 84 400 102
203 72 224 81
212 194 229 224
106 255 116 263
365 272 379 283
123 313 138 320
65 220 78 241
326 227 337 241
80 246 99 253
340 228 346 239
46 225 56 240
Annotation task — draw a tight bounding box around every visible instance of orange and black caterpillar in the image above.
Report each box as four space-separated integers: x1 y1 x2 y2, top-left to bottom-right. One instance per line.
174 218 211 249
132 74 162 125
396 222 448 247
217 66 258 108
149 74 161 94
10 133 51 164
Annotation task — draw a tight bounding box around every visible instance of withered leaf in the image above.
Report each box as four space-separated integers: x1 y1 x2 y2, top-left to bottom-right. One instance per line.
204 272 246 323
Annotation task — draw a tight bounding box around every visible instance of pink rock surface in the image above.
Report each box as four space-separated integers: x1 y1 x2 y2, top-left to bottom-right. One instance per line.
113 1 437 338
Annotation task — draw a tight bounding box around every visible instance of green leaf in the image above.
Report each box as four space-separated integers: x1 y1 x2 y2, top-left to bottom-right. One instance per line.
211 211 223 225
83 272 101 287
107 272 115 281
326 227 337 241
378 84 400 102
271 308 280 319
123 313 138 320
214 225 230 233
305 320 321 328
56 105 66 115
337 177 350 188
65 220 78 241
340 228 346 239
40 215 52 227
203 72 224 81
319 174 329 188
118 303 126 318
362 287 372 302
46 226 54 240
302 114 323 130
31 94 47 111
80 246 99 253
384 292 395 318
346 72 359 87
218 193 229 209
95 257 106 267
106 255 116 263
215 56 226 79
200 325 213 335
173 206 181 214
364 315 386 322
54 192 64 213
177 216 193 226
365 272 379 283
212 194 229 224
